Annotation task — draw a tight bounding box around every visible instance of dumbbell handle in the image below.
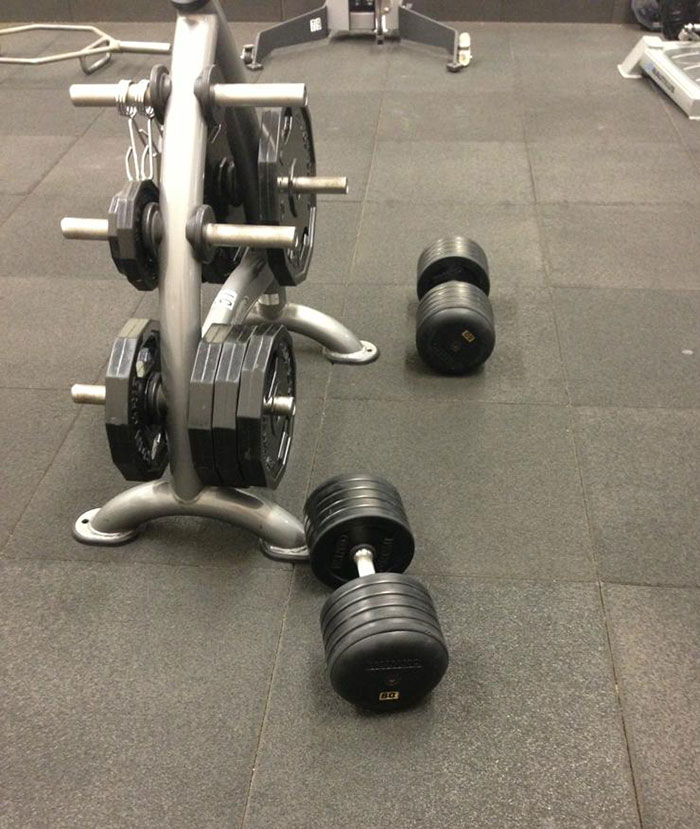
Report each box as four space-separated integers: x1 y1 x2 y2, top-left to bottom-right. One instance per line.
61 217 298 250
353 548 376 578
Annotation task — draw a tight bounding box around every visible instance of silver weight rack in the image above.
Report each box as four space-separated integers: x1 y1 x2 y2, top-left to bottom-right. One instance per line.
64 0 378 559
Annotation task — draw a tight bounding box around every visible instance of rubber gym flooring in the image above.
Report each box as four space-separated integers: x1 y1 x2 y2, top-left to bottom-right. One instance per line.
1 18 699 829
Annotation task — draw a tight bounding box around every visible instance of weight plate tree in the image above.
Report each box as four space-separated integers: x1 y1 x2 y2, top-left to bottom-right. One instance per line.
415 235 496 375
259 105 317 286
305 474 449 712
105 317 168 481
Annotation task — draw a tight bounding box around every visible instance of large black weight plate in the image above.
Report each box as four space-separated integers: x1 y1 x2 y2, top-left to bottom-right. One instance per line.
305 486 405 528
212 327 252 488
108 179 160 291
416 281 496 375
321 574 449 712
306 478 404 518
237 324 296 489
188 324 230 486
416 236 490 300
259 106 316 286
321 577 435 631
105 318 167 481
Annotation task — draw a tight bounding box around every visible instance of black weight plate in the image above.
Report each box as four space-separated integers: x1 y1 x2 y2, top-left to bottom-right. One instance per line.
306 479 405 520
321 574 433 627
187 324 230 486
327 622 449 712
309 497 411 547
416 236 490 300
323 599 442 655
307 510 414 588
237 324 296 489
306 473 400 505
105 318 168 481
108 179 160 291
212 327 251 488
306 490 407 532
321 576 435 630
259 106 316 287
416 282 496 375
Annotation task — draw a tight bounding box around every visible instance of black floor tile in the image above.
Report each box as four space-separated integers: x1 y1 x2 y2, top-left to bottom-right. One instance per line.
376 89 525 142
604 585 700 827
243 572 638 829
0 189 117 279
368 140 534 204
539 204 700 291
523 85 678 144
328 284 566 405
0 88 99 134
351 202 545 286
529 141 700 204
554 288 700 408
0 390 76 550
305 201 362 285
0 134 75 195
0 193 22 226
0 277 140 389
308 91 381 143
574 408 700 586
0 558 291 829
315 138 373 203
311 399 593 580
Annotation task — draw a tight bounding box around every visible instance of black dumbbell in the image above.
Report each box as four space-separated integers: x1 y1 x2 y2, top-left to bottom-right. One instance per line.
304 474 449 712
415 236 496 375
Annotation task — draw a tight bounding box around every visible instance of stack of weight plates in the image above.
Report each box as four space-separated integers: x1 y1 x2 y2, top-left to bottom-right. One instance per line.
304 474 415 588
320 572 449 712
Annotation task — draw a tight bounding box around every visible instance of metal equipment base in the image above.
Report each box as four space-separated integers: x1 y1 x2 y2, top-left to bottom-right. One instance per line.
74 481 309 560
619 33 700 119
241 0 470 72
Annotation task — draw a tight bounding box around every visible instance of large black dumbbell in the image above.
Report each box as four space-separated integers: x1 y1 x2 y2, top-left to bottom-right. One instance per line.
304 474 449 712
415 236 496 375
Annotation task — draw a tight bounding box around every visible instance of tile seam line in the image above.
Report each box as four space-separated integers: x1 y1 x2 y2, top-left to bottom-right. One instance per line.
520 38 644 824
0 292 143 558
238 566 296 829
1 556 696 590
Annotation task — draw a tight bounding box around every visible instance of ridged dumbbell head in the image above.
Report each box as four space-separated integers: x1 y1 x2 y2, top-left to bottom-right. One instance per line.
305 475 449 712
416 235 490 300
415 236 496 375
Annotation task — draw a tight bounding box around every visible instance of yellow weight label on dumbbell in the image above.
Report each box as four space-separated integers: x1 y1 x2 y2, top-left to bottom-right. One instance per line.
461 329 476 343
379 691 400 702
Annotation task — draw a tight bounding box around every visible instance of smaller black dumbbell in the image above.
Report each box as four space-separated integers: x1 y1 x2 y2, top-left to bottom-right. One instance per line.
304 474 449 712
415 236 496 375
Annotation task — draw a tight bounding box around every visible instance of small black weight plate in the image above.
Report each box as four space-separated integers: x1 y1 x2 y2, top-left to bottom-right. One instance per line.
237 324 296 489
416 236 490 300
307 511 414 588
259 106 316 286
321 574 433 627
105 318 167 481
323 599 441 655
416 282 496 375
304 474 406 524
321 576 435 631
107 179 160 291
306 480 405 519
188 324 230 486
327 618 449 712
212 327 252 488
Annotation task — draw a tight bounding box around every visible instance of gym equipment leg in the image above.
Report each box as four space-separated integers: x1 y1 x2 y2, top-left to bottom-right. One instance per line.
242 5 330 70
398 4 469 72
